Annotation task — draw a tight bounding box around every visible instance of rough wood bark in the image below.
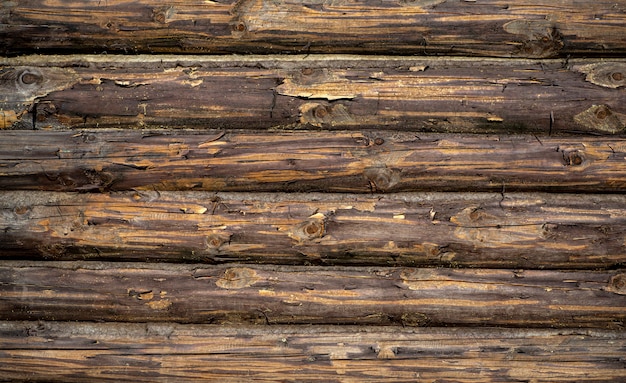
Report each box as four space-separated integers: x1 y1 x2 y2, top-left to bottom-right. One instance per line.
2 130 626 193
1 191 626 268
1 262 625 327
2 1 626 58
1 55 625 133
1 321 625 382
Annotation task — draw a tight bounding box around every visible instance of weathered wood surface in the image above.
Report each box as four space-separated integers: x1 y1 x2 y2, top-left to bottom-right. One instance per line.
2 191 626 268
2 1 626 58
2 130 626 193
1 55 625 133
1 262 625 327
1 322 625 383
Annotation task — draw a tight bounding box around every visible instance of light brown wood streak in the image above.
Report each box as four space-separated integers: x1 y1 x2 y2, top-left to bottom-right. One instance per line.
0 322 625 382
0 191 625 268
0 55 624 133
0 262 624 327
2 1 626 57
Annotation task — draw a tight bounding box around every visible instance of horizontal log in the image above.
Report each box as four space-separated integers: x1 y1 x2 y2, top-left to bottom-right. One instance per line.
1 192 626 268
2 1 626 58
0 262 625 327
1 322 625 382
2 130 626 193
1 55 625 133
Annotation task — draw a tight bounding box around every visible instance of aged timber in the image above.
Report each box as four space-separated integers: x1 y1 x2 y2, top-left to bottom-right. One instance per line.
1 191 626 268
2 1 626 58
1 322 625 382
1 55 625 133
1 262 625 327
1 130 626 193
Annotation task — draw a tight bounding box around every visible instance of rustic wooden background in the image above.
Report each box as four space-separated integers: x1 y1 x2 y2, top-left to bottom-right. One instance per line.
1 1 626 381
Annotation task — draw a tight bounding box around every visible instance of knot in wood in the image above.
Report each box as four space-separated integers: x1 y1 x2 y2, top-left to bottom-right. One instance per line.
297 219 325 241
577 62 626 89
364 166 400 192
233 21 247 32
298 103 354 127
563 150 585 166
373 137 385 146
314 105 329 119
400 312 430 327
595 106 610 120
152 6 176 24
11 68 45 95
289 214 326 243
503 20 563 58
216 267 259 289
206 235 224 249
574 105 623 134
206 233 231 250
607 274 626 295
154 13 167 23
304 220 324 238
13 206 30 216
19 69 43 85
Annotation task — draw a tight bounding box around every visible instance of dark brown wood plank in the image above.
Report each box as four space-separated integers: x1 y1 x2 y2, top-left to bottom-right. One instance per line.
0 262 625 327
1 55 625 133
2 1 626 58
1 322 625 382
1 191 626 268
1 130 626 193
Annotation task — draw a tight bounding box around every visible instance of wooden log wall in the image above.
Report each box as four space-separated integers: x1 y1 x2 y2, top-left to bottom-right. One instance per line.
1 1 626 382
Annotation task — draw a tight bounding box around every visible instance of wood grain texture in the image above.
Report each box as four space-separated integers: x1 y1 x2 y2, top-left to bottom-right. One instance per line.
1 191 626 268
1 321 625 382
2 0 626 58
0 262 625 327
2 130 626 193
1 55 625 133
